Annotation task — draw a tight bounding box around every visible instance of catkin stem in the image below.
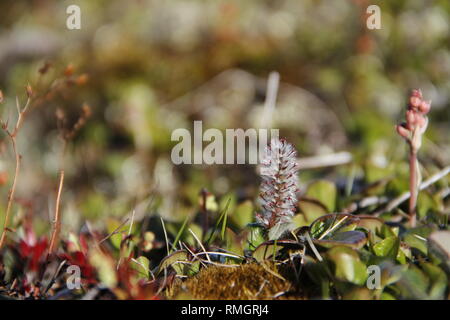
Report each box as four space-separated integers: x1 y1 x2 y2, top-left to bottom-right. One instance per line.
408 149 418 228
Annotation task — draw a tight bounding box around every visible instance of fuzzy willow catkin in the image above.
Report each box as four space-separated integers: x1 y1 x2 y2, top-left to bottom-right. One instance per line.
256 138 300 240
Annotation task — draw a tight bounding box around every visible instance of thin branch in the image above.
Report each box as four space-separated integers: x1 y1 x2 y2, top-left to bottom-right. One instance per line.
11 96 31 137
0 134 19 248
317 216 348 240
48 170 65 256
260 261 286 281
98 217 130 244
188 228 211 263
131 258 155 281
255 280 269 298
181 242 208 269
44 260 67 294
305 232 323 262
0 95 31 249
160 216 170 256
200 260 241 268
128 209 135 236
195 251 244 261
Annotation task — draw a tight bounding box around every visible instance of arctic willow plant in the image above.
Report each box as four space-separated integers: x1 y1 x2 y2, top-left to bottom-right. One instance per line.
396 89 431 227
256 138 300 240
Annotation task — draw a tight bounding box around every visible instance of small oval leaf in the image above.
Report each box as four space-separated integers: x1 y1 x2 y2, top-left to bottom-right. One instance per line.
314 230 367 249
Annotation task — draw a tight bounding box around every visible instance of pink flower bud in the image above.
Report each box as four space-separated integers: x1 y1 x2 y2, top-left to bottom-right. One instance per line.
409 96 422 109
406 110 416 126
396 124 410 139
416 114 427 128
411 89 423 99
418 100 431 114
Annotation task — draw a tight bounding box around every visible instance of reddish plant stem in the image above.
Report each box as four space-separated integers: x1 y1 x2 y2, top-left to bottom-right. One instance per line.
0 137 20 249
408 148 418 228
0 97 30 249
48 170 65 256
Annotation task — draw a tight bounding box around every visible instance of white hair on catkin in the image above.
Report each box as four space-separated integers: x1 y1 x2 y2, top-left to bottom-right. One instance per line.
256 138 300 240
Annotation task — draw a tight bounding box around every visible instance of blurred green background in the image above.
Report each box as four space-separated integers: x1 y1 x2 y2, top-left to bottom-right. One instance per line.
0 0 448 234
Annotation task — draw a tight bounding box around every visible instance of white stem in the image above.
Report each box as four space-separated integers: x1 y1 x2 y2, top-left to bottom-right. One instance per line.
261 71 280 129
306 232 323 262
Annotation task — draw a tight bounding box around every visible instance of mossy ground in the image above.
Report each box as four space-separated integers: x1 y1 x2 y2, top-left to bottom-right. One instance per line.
167 262 303 300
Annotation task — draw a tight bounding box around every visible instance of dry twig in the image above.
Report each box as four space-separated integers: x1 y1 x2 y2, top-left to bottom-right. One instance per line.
48 170 65 256
0 93 32 249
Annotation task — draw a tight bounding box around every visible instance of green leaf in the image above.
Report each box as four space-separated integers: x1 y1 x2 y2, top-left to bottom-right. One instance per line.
159 250 188 273
219 193 236 214
421 262 447 299
246 224 265 250
298 199 328 223
106 218 128 249
372 236 399 259
417 192 436 219
252 241 283 262
380 292 396 300
314 231 367 249
230 200 253 229
396 265 430 299
305 180 337 212
327 246 367 285
185 260 201 277
132 256 150 278
224 228 248 257
396 244 410 264
310 214 360 239
205 198 231 245
172 259 200 277
403 227 432 256
357 216 384 234
292 213 309 229
379 261 406 287
171 215 190 252
379 224 397 238
158 250 200 276
404 235 427 255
